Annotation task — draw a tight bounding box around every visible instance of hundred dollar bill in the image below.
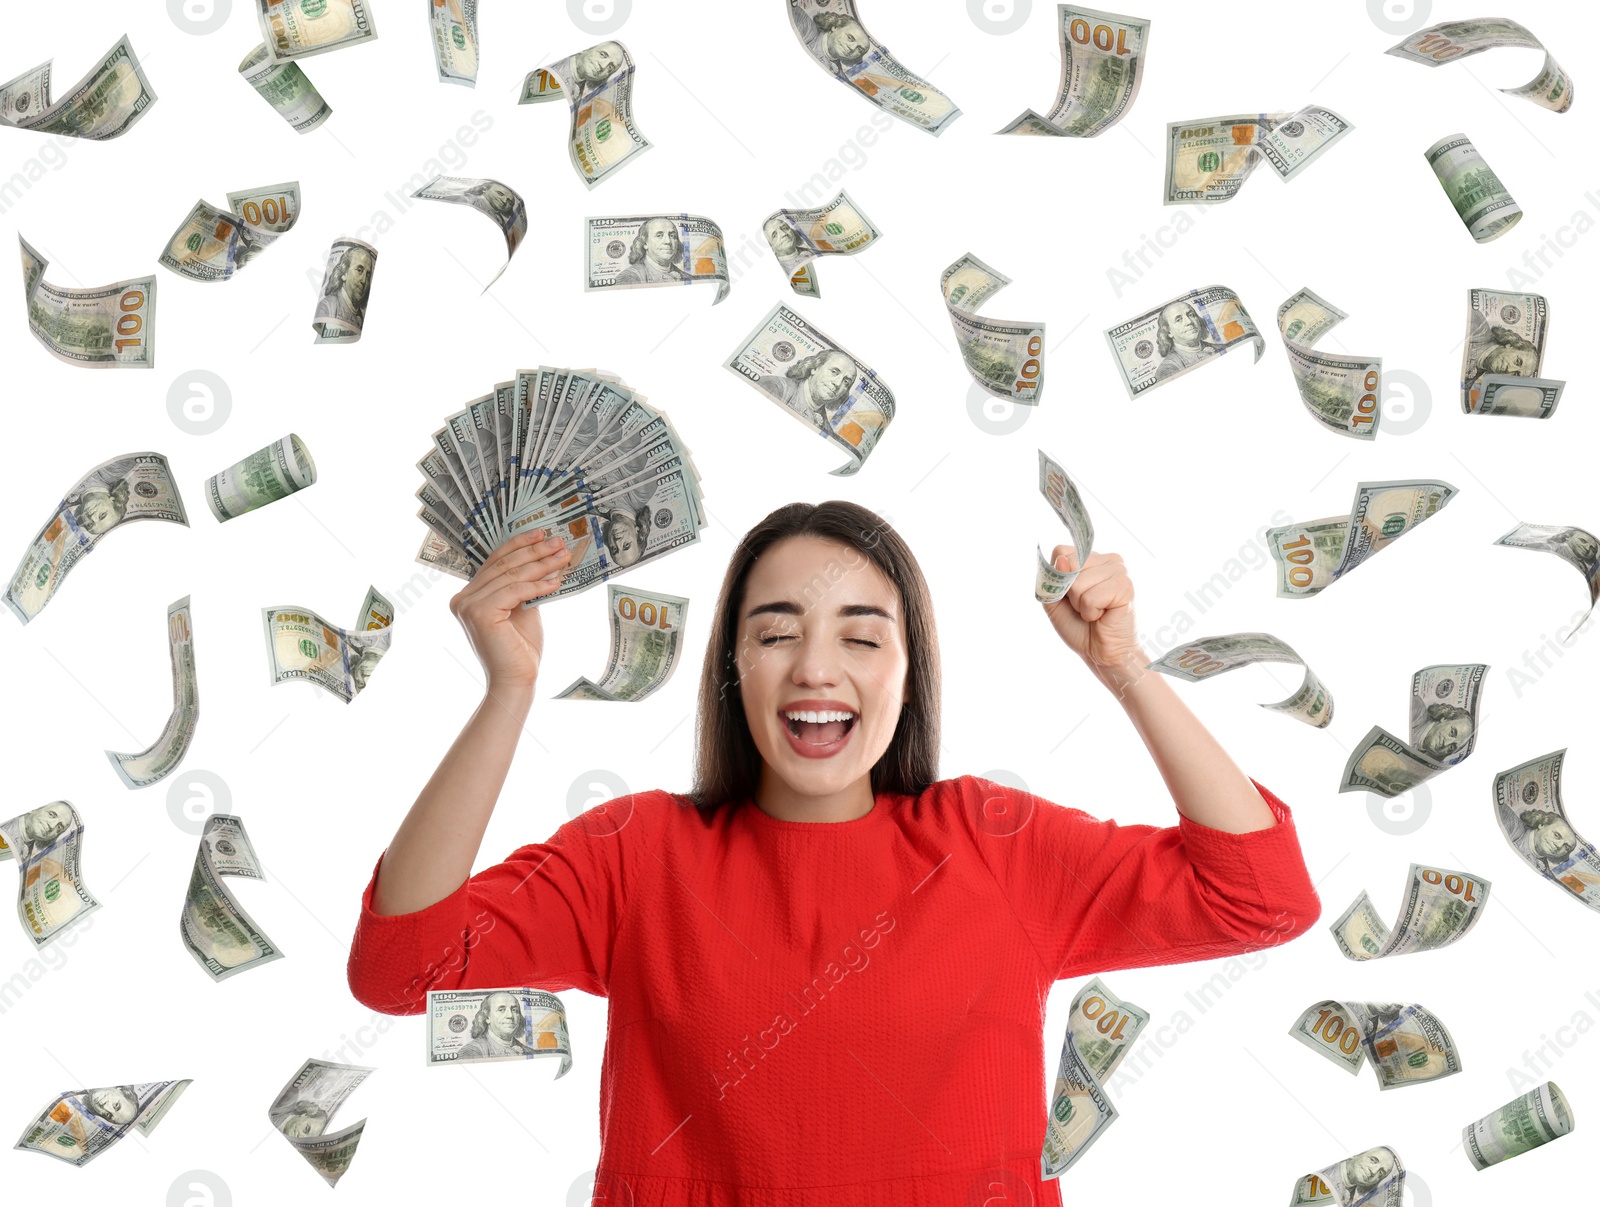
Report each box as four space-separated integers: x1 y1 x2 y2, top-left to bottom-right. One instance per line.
517 64 562 103
786 0 961 135
1331 862 1491 961
1388 20 1572 113
426 988 573 1074
1034 449 1094 604
1268 479 1457 598
0 35 158 140
430 0 479 86
182 813 283 982
1339 663 1486 796
1041 977 1147 1179
0 802 100 948
311 236 376 343
1426 133 1522 243
1493 749 1600 913
20 234 156 368
1277 288 1383 439
1163 106 1352 204
206 433 317 522
159 183 301 283
268 1058 373 1188
587 214 728 304
1493 522 1600 633
262 587 393 703
1290 1147 1405 1206
1147 633 1332 728
5 452 189 624
999 6 1150 137
761 189 881 298
1460 288 1563 416
723 303 893 475
255 0 379 62
555 584 689 701
1290 1000 1462 1089
415 528 473 580
238 43 330 132
535 42 652 188
413 176 526 289
942 253 1044 402
1105 285 1261 397
13 1081 191 1167
106 596 198 789
1463 1081 1574 1171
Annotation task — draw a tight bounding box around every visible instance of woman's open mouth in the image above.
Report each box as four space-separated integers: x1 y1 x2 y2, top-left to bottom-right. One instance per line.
779 707 858 758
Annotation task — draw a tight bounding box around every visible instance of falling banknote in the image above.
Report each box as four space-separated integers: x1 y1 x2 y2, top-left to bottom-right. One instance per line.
311 236 377 343
205 433 318 522
429 0 479 86
1493 749 1600 914
1492 522 1599 635
1163 106 1353 204
262 586 394 703
1277 288 1383 439
1459 289 1563 417
1426 133 1522 243
181 813 284 982
413 176 526 289
1041 977 1148 1178
556 585 689 701
238 43 331 132
761 189 882 298
268 1058 372 1188
1147 632 1333 728
942 253 1044 403
1289 1000 1462 1089
1268 480 1457 598
0 801 100 948
1331 863 1491 961
1289 1147 1406 1206
1463 1081 1575 1171
20 234 156 368
0 35 158 140
13 1081 191 1167
1388 19 1572 113
254 0 379 61
426 988 573 1074
105 596 198 789
1105 285 1261 397
586 214 729 305
158 181 302 282
998 5 1150 136
1339 663 1486 797
529 41 652 188
1034 449 1094 604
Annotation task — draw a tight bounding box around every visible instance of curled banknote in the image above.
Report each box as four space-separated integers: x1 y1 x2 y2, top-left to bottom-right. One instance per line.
413 176 526 289
1268 479 1457 598
1147 633 1332 728
1289 1147 1405 1207
942 253 1044 402
1426 133 1522 243
268 1058 372 1188
255 0 378 61
106 596 198 789
238 43 331 132
427 989 572 1074
1277 288 1383 439
1331 862 1491 961
1388 19 1572 113
0 34 157 140
587 214 728 305
1163 106 1352 204
1464 1081 1574 1171
1493 522 1600 634
159 181 302 283
723 302 894 476
262 586 393 703
1105 285 1261 398
311 236 376 343
1290 1000 1462 1090
762 189 881 298
0 801 100 948
1493 750 1600 913
786 0 961 135
1041 977 1147 1179
555 584 689 702
206 433 318 522
1034 449 1094 604
1339 663 1486 797
20 233 156 368
999 5 1150 136
13 1081 190 1167
1460 288 1563 416
5 452 189 624
430 0 478 86
182 813 283 982
533 42 651 188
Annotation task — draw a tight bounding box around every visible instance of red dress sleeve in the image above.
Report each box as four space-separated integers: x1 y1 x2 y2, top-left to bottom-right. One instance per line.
346 790 675 1015
960 775 1322 982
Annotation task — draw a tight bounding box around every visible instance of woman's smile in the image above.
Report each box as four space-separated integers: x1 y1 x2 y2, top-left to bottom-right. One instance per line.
778 698 860 758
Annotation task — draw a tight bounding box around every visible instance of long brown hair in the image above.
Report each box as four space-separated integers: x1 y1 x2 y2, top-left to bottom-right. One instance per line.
688 501 940 811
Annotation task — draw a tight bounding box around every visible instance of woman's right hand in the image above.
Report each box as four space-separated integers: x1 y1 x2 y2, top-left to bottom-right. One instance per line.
449 529 572 692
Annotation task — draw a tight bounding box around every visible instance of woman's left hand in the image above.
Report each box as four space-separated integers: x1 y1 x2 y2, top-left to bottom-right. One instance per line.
1041 546 1144 680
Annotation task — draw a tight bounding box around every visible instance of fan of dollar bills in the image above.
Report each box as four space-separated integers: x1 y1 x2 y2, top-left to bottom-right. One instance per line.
415 366 705 601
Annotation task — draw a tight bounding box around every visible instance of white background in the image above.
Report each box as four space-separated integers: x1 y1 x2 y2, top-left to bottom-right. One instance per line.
2 1 1597 1203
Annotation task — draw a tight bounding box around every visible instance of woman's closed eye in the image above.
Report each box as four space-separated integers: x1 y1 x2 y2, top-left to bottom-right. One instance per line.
756 634 881 647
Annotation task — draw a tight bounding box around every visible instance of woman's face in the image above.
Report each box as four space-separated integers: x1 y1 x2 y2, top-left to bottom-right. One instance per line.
1162 303 1201 348
735 535 908 798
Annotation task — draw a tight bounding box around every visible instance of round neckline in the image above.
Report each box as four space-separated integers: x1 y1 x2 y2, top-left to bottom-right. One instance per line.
740 791 895 831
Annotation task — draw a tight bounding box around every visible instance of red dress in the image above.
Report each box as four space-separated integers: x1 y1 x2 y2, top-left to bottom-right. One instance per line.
348 775 1321 1205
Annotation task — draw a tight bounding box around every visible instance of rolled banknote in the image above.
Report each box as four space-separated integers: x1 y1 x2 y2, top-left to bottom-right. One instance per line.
20 233 155 368
1331 863 1491 961
1289 1000 1462 1089
1277 288 1383 439
1163 106 1353 204
785 0 961 135
555 584 689 701
426 988 572 1074
761 189 882 298
723 303 894 476
1464 1081 1574 1171
159 182 301 283
1289 1147 1405 1206
206 433 317 522
106 596 198 789
238 43 331 132
13 1081 191 1167
1339 663 1486 797
586 214 729 305
430 0 478 86
0 35 157 140
998 5 1150 137
1388 19 1572 113
1460 288 1563 416
0 801 100 948
268 1058 373 1188
1426 133 1522 243
412 176 525 289
1034 449 1093 604
262 586 393 703
255 0 379 61
5 452 189 624
1493 750 1600 913
535 42 652 188
1268 480 1457 598
182 813 283 981
311 236 376 343
1041 977 1147 1179
1147 633 1332 728
1105 285 1261 398
1493 522 1599 635
941 253 1044 402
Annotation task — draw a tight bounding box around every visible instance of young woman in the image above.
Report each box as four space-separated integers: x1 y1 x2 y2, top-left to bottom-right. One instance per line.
348 500 1322 1206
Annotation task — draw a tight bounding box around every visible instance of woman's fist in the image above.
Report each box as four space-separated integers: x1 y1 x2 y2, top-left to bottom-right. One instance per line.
1040 547 1144 682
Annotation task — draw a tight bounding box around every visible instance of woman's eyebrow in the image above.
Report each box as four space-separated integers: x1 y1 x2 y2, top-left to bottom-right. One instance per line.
744 601 894 621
